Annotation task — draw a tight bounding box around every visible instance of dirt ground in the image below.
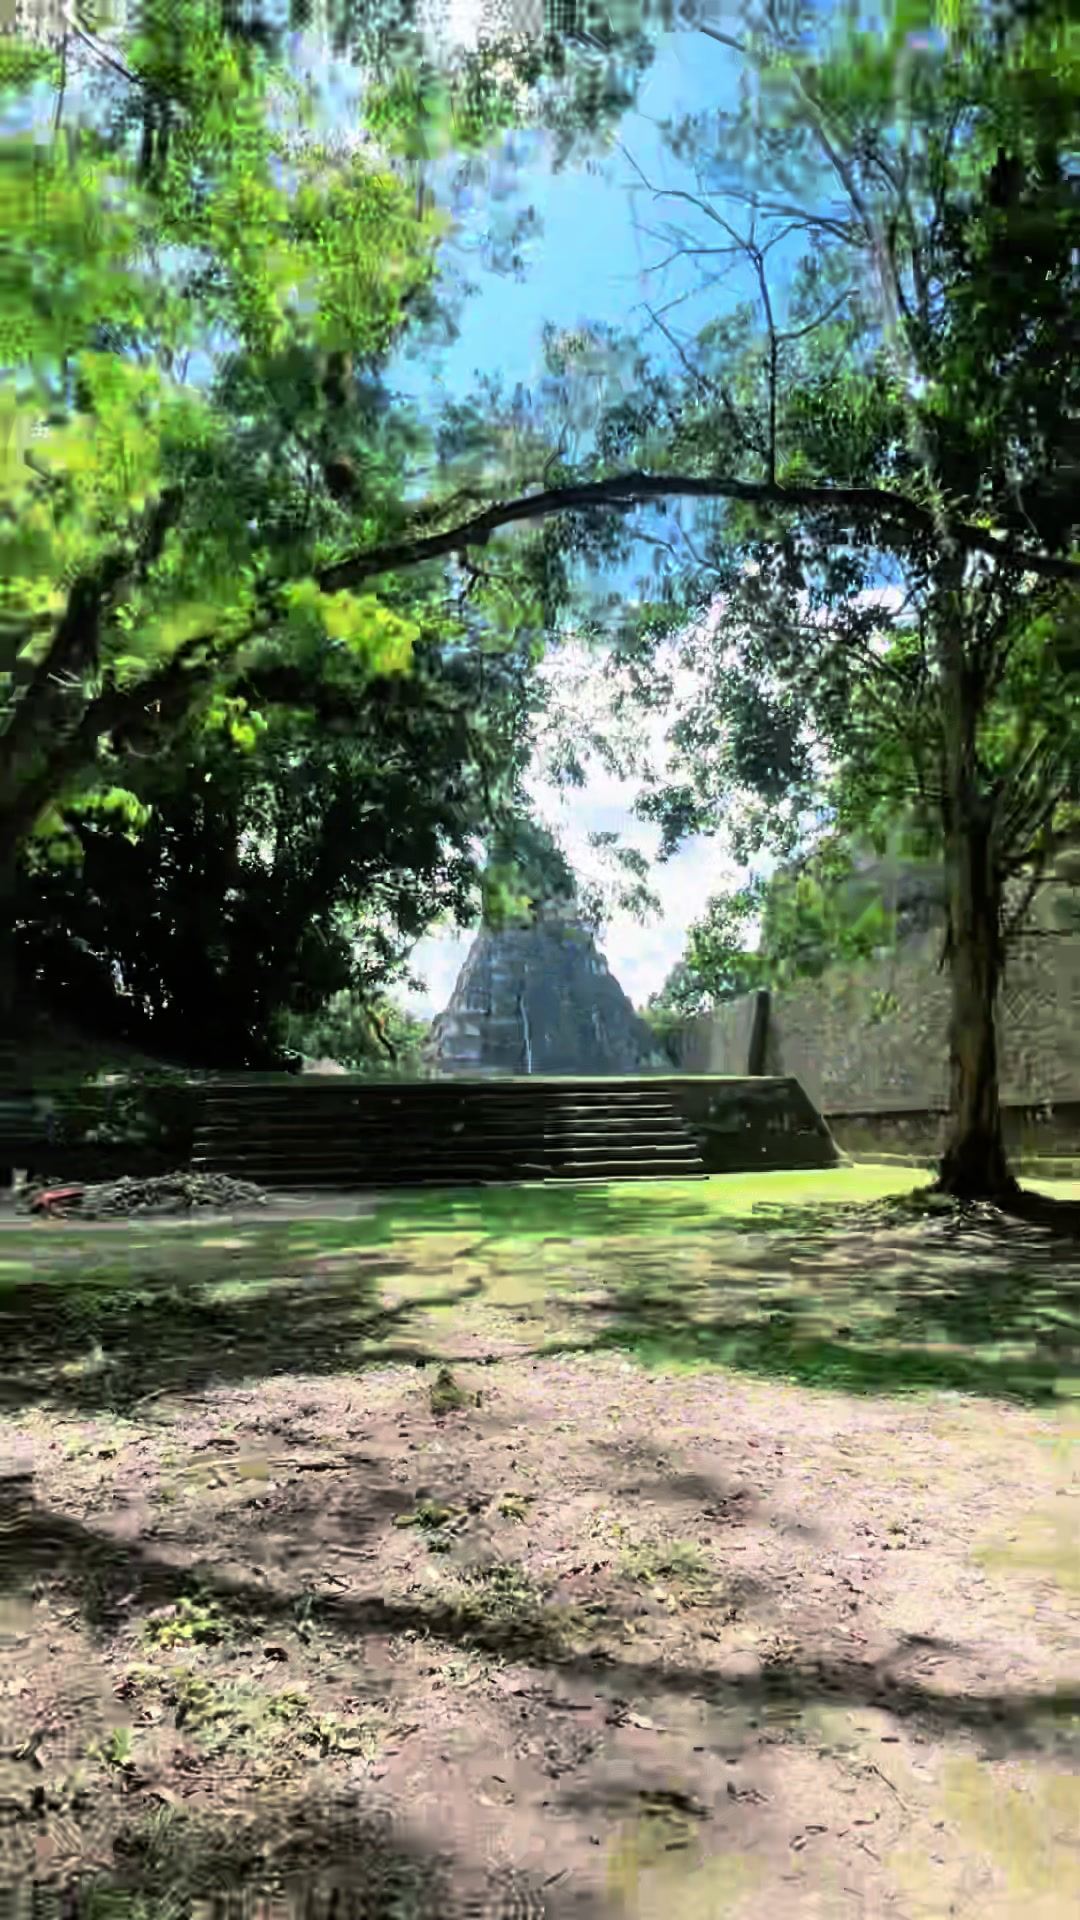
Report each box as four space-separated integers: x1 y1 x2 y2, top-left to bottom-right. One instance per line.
1 1183 1079 1918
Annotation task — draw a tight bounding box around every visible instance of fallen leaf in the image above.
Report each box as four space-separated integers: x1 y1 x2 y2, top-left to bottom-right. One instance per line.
13 1732 45 1767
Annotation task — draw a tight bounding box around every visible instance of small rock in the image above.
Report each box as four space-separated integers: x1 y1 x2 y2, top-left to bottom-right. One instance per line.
720 1649 762 1680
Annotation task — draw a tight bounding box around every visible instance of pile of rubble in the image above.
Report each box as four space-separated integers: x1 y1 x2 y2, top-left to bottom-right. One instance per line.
16 1169 269 1218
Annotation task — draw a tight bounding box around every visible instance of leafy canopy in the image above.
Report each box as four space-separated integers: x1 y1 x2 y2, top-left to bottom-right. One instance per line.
1 2 443 855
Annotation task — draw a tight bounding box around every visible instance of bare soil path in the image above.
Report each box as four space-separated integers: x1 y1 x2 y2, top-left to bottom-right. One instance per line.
1 1171 1078 1918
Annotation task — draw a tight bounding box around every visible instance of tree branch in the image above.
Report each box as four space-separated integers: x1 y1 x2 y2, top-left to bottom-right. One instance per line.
697 24 748 55
670 521 725 582
3 485 186 769
59 3 168 100
704 184 863 245
1000 743 1074 858
1002 824 1058 937
641 306 763 458
698 13 953 558
775 287 855 345
745 236 779 486
2 553 128 766
313 469 1080 596
0 608 262 863
634 232 742 275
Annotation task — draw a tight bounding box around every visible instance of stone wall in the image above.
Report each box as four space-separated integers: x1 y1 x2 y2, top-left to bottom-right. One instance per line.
674 864 1080 1114
679 994 763 1077
825 1102 1080 1165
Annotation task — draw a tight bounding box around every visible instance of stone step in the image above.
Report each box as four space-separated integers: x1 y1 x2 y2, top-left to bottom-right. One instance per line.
193 1094 679 1112
194 1119 695 1151
550 1140 702 1161
200 1085 678 1096
186 1074 840 1187
192 1139 704 1176
189 1166 709 1189
195 1116 682 1137
192 1118 708 1184
192 1153 553 1176
554 1164 704 1179
191 1073 709 1191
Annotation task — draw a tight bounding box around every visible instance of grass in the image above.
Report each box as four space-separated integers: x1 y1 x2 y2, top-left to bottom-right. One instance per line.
439 1560 593 1659
123 1668 388 1762
143 1594 229 1650
615 1536 715 1592
1 1165 1078 1412
330 1161 945 1251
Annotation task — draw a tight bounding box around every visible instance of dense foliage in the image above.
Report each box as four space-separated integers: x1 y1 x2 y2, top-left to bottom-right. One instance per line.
1 3 605 1068
14 621 541 1067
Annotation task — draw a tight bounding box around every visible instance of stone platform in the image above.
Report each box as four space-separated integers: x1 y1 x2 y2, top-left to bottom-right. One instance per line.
190 1074 846 1191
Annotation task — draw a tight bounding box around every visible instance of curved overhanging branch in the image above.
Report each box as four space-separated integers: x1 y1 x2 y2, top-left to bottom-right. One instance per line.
316 471 1080 594
7 469 1075 861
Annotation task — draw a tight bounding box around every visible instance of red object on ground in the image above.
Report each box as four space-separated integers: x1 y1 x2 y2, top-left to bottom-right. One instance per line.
30 1186 85 1217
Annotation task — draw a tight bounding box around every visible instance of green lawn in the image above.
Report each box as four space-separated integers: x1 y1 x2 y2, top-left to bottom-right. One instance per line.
2 1164 1078 1413
349 1160 939 1247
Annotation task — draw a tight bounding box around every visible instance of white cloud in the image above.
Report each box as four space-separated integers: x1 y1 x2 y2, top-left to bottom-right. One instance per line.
392 631 746 1019
414 0 543 60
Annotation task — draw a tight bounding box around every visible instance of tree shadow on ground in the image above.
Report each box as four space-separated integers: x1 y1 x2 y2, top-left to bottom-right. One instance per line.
22 1772 610 1920
0 1231 482 1414
533 1204 1080 1405
1000 1184 1080 1239
66 1800 460 1920
5 1500 1077 1766
587 1437 824 1548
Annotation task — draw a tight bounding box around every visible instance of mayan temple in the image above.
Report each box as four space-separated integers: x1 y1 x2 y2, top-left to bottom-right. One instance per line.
425 903 671 1078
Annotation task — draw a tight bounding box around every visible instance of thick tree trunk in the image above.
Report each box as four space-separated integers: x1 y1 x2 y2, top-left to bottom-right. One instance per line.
932 567 1021 1204
936 814 1020 1200
0 837 16 1190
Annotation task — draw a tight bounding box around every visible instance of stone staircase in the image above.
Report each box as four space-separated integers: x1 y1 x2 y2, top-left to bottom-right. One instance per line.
190 1078 709 1190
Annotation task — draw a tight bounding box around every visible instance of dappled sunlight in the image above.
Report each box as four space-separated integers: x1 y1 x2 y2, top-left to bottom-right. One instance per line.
4 1166 1080 1414
352 1163 938 1252
3 1166 1079 1918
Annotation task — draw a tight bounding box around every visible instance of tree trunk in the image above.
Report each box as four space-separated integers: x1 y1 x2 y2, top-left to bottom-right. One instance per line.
933 576 1020 1202
0 837 16 1190
936 811 1019 1200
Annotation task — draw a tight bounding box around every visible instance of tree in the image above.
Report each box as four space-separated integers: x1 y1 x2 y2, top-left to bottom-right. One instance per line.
310 0 673 169
280 991 432 1076
1 6 455 1092
608 0 1080 1196
14 612 543 1068
283 0 1080 1202
637 2 1080 1198
3 4 621 1084
0 2 676 1084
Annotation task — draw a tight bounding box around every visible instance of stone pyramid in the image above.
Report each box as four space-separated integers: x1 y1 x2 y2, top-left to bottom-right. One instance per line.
426 909 671 1077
